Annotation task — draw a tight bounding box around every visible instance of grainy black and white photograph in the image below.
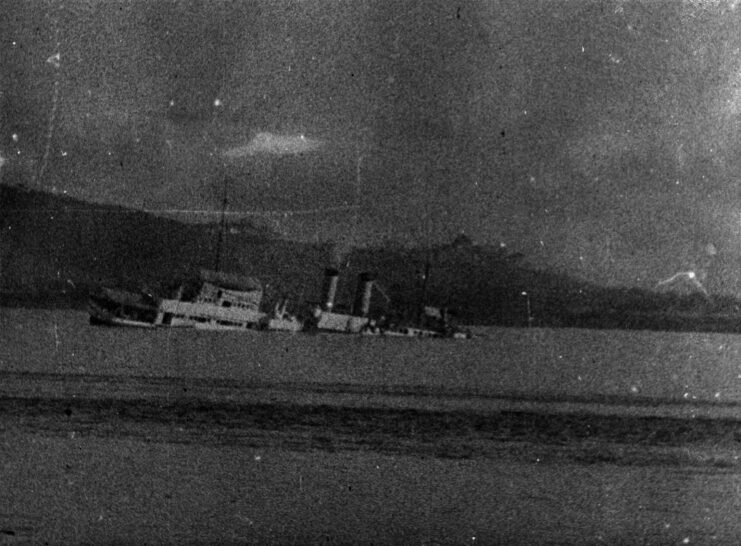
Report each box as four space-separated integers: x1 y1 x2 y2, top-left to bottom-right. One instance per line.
3 0 741 543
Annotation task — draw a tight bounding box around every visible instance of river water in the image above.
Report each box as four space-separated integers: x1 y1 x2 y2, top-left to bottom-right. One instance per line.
2 308 741 544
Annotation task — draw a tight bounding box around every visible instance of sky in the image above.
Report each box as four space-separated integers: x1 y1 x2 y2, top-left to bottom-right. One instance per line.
2 0 741 293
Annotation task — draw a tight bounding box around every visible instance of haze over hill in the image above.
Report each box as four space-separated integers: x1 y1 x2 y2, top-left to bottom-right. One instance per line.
0 182 327 303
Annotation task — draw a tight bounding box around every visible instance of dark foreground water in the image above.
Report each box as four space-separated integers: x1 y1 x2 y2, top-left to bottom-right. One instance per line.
4 309 741 544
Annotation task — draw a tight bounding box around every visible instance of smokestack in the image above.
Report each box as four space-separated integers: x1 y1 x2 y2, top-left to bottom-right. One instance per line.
321 268 340 311
353 272 375 317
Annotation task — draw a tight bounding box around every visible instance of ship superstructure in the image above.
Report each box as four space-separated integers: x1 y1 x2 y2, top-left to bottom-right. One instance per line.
89 269 301 332
307 268 470 338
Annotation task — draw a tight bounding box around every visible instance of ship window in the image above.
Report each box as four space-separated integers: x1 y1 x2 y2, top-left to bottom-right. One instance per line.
223 301 231 308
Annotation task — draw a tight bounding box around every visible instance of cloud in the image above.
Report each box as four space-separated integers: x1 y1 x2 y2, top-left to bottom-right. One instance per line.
222 132 323 158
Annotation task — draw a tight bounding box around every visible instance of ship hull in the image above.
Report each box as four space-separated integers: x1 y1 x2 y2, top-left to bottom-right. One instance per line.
88 300 158 328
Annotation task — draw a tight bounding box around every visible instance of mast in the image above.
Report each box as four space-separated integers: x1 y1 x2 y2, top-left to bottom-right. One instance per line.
418 195 433 324
354 146 361 245
421 257 430 307
418 253 431 323
214 176 229 272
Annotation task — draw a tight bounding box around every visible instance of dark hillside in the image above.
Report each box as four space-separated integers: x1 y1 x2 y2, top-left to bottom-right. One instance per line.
2 184 741 332
0 184 328 308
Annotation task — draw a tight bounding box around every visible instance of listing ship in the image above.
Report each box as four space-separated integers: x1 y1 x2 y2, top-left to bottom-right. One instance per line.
88 269 301 332
88 171 303 332
89 267 470 338
307 268 471 339
88 166 466 337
